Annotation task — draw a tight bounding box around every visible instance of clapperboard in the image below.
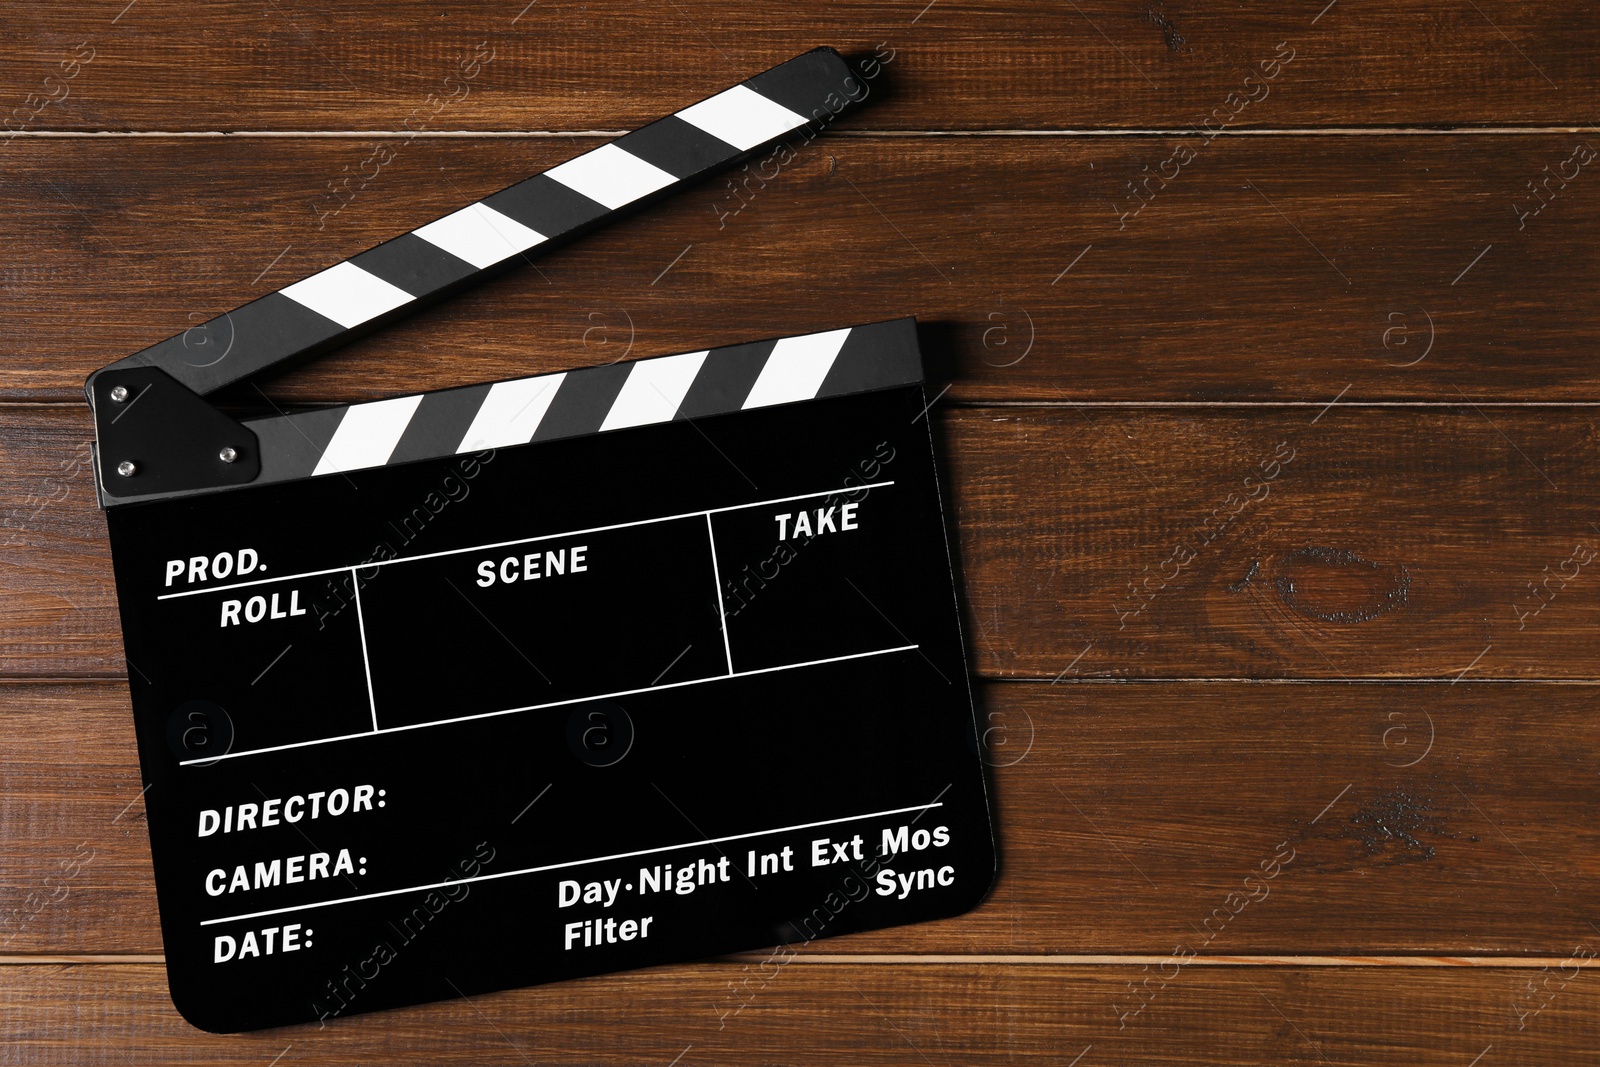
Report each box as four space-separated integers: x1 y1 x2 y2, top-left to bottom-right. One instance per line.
86 47 994 1032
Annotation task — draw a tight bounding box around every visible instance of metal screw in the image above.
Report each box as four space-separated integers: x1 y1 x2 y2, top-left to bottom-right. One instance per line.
219 446 238 464
116 460 137 477
109 385 129 402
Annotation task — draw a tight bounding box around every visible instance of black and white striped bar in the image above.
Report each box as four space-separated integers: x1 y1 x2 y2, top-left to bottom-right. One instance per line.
92 48 863 398
244 318 920 486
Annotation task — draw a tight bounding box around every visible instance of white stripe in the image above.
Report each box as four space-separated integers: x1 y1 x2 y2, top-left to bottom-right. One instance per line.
413 202 546 270
313 394 424 476
676 84 807 151
741 328 851 409
455 374 566 451
279 261 413 329
600 350 709 431
545 144 677 211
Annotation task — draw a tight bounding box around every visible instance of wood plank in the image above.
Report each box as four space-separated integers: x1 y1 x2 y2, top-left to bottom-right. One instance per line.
4 1 1595 131
6 681 1596 957
5 406 1595 679
1 961 1593 1060
949 406 1600 681
2 135 1597 403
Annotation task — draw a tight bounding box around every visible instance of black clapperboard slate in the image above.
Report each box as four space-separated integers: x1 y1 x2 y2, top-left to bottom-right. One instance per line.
86 48 995 1033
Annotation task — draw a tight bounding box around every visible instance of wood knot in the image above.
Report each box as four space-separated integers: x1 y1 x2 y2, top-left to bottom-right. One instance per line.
1273 547 1409 623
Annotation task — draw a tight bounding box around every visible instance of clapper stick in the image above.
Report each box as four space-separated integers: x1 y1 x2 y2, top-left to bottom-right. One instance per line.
87 47 865 503
92 48 861 398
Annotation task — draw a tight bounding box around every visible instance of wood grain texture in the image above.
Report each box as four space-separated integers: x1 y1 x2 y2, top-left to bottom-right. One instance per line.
4 406 1595 679
1 961 1594 1062
5 680 1596 957
950 407 1600 681
5 3 1597 1055
0 135 1596 404
3 1 1596 131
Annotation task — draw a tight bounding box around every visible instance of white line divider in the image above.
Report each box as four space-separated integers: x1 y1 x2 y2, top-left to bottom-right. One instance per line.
351 578 379 733
200 800 944 927
705 512 735 675
178 644 920 766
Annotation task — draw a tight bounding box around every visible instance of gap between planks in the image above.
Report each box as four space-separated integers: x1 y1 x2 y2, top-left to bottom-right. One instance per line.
749 954 1600 968
1 954 1596 969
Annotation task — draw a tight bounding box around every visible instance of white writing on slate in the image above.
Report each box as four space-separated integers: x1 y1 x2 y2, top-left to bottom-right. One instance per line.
774 502 859 541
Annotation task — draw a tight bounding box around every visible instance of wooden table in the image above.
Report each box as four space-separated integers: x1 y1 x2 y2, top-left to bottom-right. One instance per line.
3 2 1597 1061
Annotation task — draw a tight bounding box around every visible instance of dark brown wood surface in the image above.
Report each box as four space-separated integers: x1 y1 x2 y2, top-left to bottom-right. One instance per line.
4 1 1596 130
3 2 1597 1061
4 406 1595 679
5 681 1597 958
1 136 1596 403
3 962 1597 1063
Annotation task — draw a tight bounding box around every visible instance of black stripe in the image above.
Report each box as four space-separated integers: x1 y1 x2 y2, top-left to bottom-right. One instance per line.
130 293 344 397
351 233 477 299
483 174 609 241
674 339 775 420
239 322 917 483
745 48 858 123
530 363 633 441
245 407 346 483
817 319 923 398
98 51 861 402
386 383 495 465
615 116 738 179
